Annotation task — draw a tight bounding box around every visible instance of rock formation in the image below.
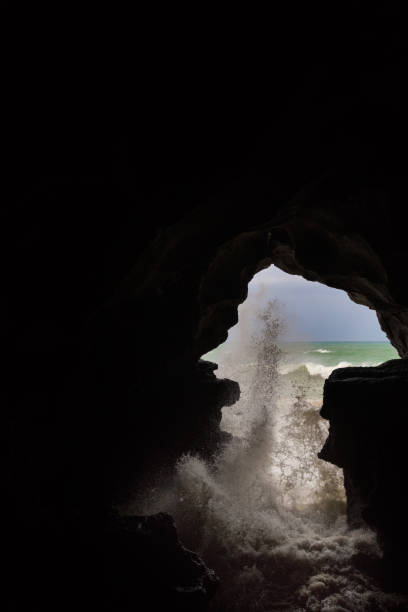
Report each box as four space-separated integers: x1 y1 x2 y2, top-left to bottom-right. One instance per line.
6 6 408 609
105 512 218 611
319 360 408 590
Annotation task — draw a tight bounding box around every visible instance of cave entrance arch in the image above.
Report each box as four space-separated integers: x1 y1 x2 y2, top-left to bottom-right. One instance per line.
133 259 405 610
203 264 398 511
117 193 407 514
106 184 408 609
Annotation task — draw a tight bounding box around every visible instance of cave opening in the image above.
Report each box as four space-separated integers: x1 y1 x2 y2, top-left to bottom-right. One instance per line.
133 265 402 611
206 264 398 514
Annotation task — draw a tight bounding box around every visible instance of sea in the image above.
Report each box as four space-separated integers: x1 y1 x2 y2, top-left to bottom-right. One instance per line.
130 333 406 611
277 341 399 377
206 340 399 382
205 340 398 437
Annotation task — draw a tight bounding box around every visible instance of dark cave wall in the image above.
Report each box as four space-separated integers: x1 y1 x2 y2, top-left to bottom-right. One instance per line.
85 178 408 505
6 9 408 608
13 181 408 609
8 160 408 610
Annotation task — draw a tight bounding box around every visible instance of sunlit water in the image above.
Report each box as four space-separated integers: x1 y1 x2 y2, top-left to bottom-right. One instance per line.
128 305 405 611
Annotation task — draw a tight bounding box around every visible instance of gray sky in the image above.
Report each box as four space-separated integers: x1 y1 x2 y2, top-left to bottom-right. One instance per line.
230 265 388 342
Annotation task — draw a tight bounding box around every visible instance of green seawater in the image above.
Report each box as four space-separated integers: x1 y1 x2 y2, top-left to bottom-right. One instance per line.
280 340 399 371
205 341 399 381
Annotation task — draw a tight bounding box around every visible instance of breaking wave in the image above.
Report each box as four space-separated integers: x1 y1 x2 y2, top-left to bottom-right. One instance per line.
132 302 406 611
279 361 382 380
279 361 354 379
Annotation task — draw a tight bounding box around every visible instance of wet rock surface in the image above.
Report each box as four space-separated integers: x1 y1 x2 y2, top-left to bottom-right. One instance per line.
319 359 408 590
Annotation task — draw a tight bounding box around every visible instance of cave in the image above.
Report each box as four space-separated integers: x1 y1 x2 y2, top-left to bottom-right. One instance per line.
6 8 408 611
157 268 400 610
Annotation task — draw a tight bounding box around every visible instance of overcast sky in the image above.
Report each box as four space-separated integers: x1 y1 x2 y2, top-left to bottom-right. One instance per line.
230 265 388 342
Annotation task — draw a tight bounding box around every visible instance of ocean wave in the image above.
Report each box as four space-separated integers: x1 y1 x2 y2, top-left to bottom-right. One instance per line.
138 396 405 612
135 309 403 610
279 361 354 379
308 349 332 354
280 361 382 379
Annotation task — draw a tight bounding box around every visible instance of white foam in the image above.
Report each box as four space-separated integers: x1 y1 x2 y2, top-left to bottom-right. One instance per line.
133 304 405 611
279 361 354 378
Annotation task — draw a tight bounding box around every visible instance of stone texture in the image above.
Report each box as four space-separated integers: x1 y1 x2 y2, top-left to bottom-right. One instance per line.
319 360 408 590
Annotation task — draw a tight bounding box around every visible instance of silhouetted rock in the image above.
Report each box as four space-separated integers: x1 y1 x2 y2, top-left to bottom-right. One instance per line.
105 512 218 611
319 359 408 590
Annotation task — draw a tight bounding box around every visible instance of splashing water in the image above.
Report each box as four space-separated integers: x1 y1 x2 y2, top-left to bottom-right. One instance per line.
133 302 407 611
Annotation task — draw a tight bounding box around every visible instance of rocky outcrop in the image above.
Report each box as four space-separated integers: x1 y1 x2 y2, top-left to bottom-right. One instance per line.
319 360 408 589
103 358 240 507
105 512 218 611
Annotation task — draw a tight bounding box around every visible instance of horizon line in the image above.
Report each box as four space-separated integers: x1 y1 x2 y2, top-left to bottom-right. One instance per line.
225 339 392 344
279 339 391 343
